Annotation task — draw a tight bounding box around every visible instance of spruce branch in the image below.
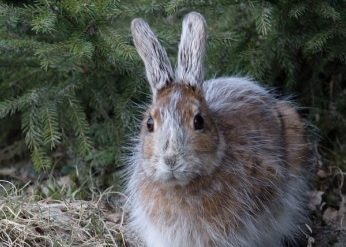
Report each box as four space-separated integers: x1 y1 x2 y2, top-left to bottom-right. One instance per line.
0 91 39 119
304 30 334 54
21 105 44 151
288 3 307 19
31 146 52 170
66 95 93 156
31 11 57 33
256 5 272 36
43 103 61 150
315 2 341 21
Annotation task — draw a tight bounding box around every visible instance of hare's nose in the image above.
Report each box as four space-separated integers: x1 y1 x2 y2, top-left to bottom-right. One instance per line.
164 155 177 168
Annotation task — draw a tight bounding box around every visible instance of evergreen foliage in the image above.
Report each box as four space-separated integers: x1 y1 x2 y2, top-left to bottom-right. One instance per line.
0 0 345 188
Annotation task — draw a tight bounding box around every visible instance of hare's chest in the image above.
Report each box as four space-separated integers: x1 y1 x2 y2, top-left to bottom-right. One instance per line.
137 189 235 247
139 203 214 247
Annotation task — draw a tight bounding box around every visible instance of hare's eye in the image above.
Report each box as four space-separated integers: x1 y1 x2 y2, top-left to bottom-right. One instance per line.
147 116 154 132
193 113 204 130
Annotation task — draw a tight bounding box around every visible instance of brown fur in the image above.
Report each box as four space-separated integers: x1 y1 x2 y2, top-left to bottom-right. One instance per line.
276 102 308 173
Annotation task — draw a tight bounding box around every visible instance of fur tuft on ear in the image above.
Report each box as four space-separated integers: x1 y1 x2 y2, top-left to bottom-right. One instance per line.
131 18 174 94
176 12 207 87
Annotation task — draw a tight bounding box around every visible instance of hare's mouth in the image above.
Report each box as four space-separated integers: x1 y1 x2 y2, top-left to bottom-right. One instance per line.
160 171 179 183
164 173 178 183
156 169 192 186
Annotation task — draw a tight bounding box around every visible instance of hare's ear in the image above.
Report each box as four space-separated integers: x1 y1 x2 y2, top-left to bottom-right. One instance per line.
131 18 174 95
176 12 207 87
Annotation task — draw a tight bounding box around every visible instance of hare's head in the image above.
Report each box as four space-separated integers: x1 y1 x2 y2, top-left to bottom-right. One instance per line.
132 12 224 186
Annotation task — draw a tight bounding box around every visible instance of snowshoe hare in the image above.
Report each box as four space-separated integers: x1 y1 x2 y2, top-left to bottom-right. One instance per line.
126 12 309 247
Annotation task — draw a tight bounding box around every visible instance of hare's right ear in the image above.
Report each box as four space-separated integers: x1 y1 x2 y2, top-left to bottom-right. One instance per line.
131 19 174 95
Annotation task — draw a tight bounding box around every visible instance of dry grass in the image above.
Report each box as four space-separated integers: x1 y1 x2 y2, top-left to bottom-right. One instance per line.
0 180 140 247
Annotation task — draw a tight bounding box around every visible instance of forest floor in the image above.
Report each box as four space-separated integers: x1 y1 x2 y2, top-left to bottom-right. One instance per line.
0 159 345 247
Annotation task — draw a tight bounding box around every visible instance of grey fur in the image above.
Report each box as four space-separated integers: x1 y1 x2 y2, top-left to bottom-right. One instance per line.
176 12 207 86
131 18 174 94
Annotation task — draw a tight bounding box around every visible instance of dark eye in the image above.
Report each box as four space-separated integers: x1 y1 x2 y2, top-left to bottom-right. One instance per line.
193 113 204 130
147 116 154 132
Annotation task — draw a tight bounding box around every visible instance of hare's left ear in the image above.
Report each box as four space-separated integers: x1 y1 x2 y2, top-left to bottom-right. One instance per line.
176 12 207 87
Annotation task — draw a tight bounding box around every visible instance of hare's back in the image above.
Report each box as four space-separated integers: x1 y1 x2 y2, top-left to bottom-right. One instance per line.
203 77 271 113
203 77 307 173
